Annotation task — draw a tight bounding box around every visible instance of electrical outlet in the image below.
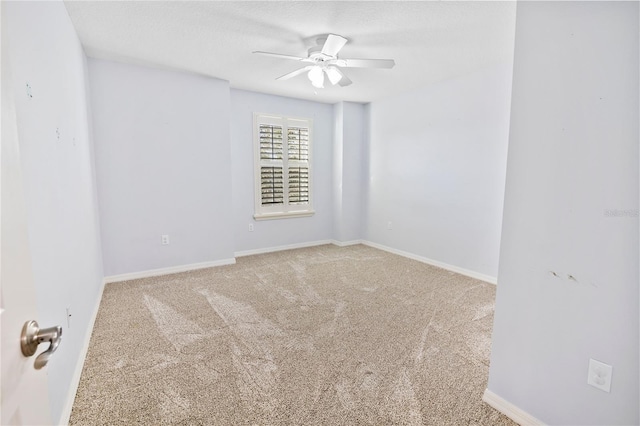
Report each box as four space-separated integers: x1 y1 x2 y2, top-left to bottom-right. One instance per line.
161 234 170 245
248 224 254 232
66 307 72 329
588 358 612 392
387 221 393 230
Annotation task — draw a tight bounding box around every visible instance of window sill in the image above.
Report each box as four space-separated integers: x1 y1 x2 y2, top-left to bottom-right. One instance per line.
254 210 315 221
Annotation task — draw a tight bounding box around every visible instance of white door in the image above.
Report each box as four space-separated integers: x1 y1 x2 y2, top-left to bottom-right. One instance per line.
0 3 53 424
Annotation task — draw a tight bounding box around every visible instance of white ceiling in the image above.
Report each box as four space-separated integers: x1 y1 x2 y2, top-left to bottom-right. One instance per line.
64 1 516 104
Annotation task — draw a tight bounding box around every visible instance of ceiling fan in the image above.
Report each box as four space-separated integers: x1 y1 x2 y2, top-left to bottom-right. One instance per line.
253 34 395 89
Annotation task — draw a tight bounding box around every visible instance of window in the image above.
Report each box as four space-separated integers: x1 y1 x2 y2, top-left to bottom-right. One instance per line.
254 113 314 220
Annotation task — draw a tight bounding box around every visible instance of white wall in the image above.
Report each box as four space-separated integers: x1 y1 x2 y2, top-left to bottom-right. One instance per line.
88 59 235 277
488 2 639 425
333 102 366 243
4 1 104 423
230 89 334 253
365 62 514 279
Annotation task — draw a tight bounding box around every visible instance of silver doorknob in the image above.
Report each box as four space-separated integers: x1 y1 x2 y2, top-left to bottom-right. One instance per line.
20 320 62 369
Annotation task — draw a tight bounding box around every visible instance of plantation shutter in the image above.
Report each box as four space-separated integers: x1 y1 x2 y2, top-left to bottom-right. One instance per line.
288 167 309 204
261 167 283 205
259 124 284 206
260 124 283 160
287 127 309 161
287 126 310 205
254 113 313 219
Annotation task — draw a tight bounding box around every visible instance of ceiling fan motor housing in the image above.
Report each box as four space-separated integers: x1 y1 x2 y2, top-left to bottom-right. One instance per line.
307 45 332 62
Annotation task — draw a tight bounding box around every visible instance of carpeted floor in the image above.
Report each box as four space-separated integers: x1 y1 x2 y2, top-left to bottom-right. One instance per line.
70 244 515 425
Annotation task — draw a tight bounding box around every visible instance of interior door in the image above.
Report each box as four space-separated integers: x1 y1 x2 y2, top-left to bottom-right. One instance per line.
0 3 53 424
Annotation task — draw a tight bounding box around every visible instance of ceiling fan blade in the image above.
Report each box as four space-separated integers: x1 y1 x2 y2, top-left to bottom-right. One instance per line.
276 66 313 81
325 67 352 87
335 69 352 87
321 34 348 57
336 58 395 69
253 51 307 61
324 67 341 85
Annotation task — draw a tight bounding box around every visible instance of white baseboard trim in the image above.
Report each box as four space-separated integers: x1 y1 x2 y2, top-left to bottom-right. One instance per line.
59 278 105 426
103 258 236 284
361 241 497 285
234 240 333 257
330 239 364 247
482 389 544 426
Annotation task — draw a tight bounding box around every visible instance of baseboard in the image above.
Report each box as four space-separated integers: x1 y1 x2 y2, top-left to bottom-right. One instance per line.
482 389 544 425
103 258 236 284
234 240 333 257
59 278 105 426
330 239 364 247
361 241 497 285
103 242 494 285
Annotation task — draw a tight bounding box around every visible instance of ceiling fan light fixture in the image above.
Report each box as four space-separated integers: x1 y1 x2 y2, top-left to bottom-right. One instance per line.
325 67 342 85
254 33 395 90
308 66 325 88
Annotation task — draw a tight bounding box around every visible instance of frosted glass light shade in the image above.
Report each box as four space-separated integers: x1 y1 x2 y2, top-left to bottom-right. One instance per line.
308 66 324 88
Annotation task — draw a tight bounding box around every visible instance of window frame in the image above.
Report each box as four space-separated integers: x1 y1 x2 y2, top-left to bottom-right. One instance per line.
253 113 314 220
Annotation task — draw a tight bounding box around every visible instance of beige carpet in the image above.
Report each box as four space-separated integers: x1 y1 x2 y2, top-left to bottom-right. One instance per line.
70 244 515 425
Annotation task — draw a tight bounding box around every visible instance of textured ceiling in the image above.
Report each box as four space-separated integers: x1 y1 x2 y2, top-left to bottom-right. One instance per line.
64 1 516 104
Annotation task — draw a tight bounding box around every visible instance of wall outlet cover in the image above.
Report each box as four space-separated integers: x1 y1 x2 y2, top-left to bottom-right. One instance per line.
587 358 612 393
